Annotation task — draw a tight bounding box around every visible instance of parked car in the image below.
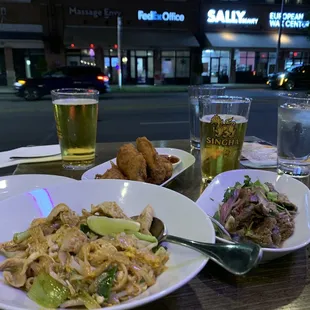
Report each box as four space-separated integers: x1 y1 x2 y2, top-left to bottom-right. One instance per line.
267 64 310 90
14 66 110 100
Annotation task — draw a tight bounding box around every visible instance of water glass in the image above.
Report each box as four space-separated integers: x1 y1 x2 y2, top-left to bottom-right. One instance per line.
188 85 225 149
277 93 310 178
200 96 251 182
51 88 99 170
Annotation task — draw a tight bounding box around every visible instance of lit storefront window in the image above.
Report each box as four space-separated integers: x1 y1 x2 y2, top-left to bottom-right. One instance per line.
161 50 190 79
202 50 230 83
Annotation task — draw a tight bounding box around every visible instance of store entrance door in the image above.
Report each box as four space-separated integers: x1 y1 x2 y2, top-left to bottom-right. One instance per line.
136 57 147 84
210 57 220 83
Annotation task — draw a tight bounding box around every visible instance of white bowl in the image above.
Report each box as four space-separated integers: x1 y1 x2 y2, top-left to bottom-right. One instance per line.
0 174 77 201
0 180 215 310
197 169 310 262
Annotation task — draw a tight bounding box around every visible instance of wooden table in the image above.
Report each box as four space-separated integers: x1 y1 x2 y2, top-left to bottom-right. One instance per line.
10 138 310 310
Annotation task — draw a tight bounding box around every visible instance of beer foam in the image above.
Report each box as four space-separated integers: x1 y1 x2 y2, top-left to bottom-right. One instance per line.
200 114 247 123
53 98 98 105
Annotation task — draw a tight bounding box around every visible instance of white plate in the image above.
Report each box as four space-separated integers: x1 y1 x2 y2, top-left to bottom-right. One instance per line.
0 179 214 310
82 148 196 186
196 169 310 262
240 160 277 169
10 145 60 158
0 174 77 201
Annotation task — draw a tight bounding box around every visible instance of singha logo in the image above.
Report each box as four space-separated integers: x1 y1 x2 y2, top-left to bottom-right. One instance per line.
210 115 236 138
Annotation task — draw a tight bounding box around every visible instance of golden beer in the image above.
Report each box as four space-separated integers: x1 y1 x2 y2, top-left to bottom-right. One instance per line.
200 114 247 181
53 98 98 169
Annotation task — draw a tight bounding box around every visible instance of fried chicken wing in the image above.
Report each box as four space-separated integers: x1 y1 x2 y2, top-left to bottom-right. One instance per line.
136 137 172 184
158 156 173 180
116 143 147 182
95 161 127 180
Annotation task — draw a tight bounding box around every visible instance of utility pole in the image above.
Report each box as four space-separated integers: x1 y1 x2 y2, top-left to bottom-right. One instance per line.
117 16 122 89
275 0 285 72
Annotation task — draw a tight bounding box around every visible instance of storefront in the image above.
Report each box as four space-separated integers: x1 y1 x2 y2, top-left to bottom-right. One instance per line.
62 3 200 85
202 3 310 83
0 3 44 85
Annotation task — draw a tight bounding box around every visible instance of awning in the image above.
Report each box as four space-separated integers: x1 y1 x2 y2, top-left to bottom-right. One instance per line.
65 26 199 48
205 32 310 49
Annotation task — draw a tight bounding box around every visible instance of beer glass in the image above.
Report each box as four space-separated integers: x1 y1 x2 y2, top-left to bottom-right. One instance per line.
200 96 251 182
51 88 99 170
278 93 310 178
188 85 225 149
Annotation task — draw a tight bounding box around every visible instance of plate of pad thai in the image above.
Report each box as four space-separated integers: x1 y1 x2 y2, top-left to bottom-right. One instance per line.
0 179 215 310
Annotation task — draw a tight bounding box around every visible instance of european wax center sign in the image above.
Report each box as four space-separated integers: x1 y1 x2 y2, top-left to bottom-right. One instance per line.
269 12 310 28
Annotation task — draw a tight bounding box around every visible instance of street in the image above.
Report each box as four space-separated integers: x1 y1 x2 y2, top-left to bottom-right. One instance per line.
0 87 292 151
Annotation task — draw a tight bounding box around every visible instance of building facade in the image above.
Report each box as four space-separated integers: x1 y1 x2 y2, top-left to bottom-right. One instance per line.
0 0 44 85
61 0 201 85
201 0 310 83
1 0 310 85
0 0 202 86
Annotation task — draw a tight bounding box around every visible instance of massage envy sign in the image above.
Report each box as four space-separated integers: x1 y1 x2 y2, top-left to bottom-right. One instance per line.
207 9 259 25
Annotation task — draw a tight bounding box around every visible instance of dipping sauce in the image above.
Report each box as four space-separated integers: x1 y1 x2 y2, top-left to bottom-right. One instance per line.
160 154 180 164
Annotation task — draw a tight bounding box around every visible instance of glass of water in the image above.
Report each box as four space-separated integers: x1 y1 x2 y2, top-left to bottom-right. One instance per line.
277 93 310 177
188 85 225 149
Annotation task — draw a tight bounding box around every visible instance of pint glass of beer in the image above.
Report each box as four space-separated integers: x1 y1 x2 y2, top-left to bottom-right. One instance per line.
199 96 251 182
51 88 99 170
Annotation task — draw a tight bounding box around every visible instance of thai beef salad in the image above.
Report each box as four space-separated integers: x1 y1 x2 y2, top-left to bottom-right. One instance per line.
213 176 298 248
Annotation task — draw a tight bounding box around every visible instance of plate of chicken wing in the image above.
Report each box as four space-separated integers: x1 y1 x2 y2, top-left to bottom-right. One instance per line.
81 137 195 186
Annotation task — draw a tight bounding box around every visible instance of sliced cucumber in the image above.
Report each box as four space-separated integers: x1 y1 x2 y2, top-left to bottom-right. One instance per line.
87 216 140 236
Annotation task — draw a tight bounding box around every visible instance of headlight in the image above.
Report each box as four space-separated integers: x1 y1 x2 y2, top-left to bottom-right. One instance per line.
17 80 26 85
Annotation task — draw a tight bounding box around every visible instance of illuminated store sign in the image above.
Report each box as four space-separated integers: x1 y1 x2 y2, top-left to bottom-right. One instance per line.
269 12 310 28
207 9 259 25
137 10 185 22
69 7 121 19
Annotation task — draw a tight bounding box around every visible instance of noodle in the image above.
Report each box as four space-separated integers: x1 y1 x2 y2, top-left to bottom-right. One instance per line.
0 202 169 308
111 263 128 292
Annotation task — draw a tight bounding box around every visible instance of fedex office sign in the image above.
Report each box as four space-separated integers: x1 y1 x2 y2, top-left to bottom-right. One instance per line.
137 10 185 22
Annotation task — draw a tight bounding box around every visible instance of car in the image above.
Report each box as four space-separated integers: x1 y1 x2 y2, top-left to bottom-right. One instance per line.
14 66 110 101
267 64 310 90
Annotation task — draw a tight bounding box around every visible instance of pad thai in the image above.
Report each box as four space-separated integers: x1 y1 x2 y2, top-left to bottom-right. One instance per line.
0 202 169 309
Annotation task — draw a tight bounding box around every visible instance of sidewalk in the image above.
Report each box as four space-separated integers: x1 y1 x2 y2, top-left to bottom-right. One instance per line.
0 86 15 94
0 83 267 94
110 83 266 93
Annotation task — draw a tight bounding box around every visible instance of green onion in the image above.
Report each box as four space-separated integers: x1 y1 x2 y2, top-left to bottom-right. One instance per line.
267 192 278 202
97 266 117 299
126 230 158 243
79 291 101 309
27 272 69 308
13 229 31 243
80 224 92 234
243 175 252 187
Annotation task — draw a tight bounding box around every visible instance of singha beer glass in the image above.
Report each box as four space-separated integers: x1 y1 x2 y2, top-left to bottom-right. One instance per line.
200 96 251 182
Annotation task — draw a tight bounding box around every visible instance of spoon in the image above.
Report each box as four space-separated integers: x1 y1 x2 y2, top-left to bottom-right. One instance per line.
132 216 262 275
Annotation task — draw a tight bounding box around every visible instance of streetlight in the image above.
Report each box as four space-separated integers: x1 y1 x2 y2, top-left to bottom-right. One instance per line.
275 0 285 72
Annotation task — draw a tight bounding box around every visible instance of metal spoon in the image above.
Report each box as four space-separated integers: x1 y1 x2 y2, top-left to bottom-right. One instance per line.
132 216 262 275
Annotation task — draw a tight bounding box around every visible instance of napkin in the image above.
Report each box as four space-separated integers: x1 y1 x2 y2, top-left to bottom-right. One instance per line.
0 145 61 168
241 142 277 168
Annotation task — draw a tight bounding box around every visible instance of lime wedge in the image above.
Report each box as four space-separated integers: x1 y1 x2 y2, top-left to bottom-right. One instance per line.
87 216 140 236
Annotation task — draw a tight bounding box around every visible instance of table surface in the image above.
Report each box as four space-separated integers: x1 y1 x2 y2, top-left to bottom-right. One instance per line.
10 137 310 310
